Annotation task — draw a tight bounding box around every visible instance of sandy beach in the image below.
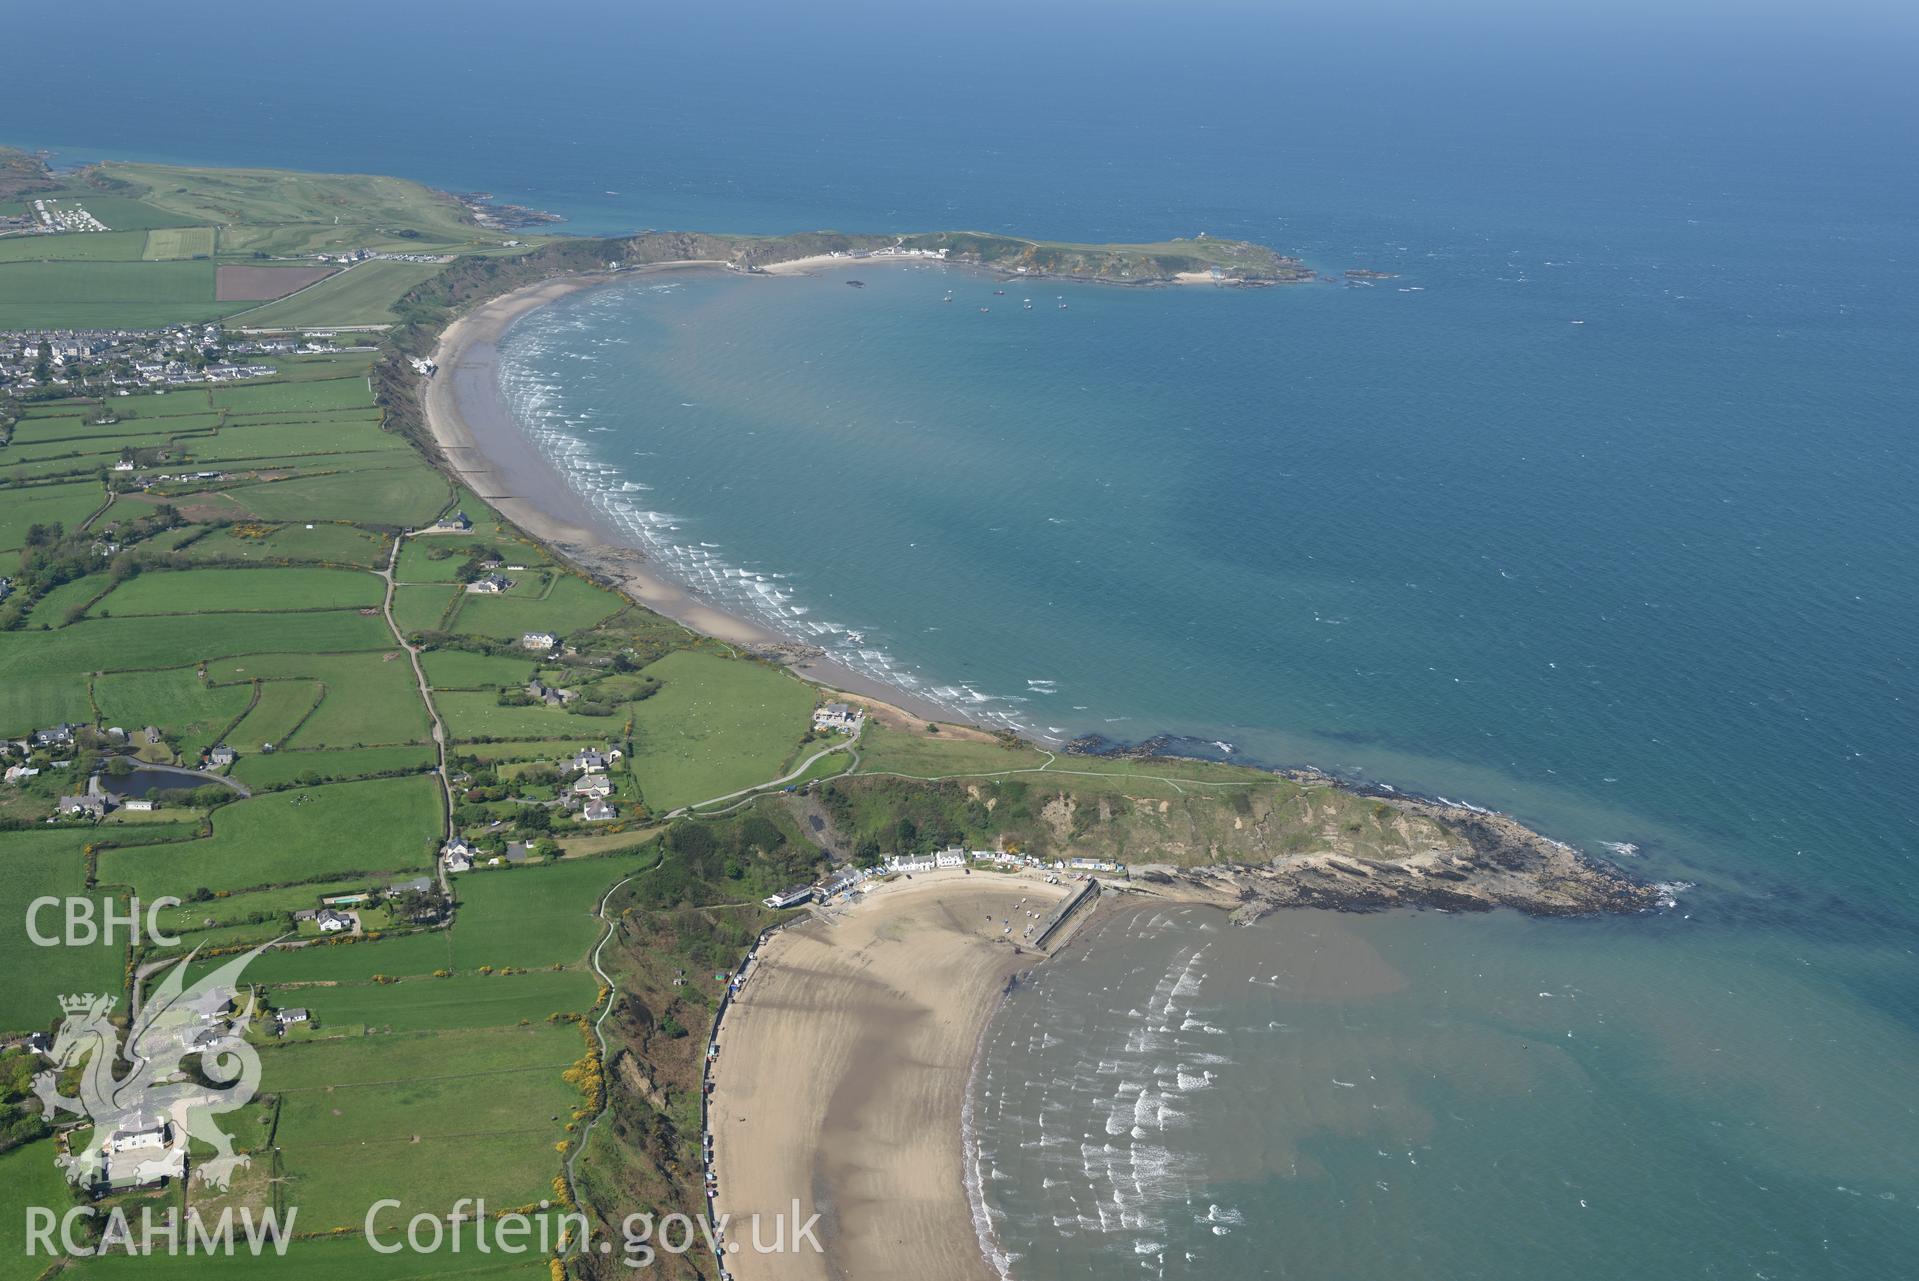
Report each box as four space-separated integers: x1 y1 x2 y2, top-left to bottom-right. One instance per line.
420 269 962 725
707 870 1078 1281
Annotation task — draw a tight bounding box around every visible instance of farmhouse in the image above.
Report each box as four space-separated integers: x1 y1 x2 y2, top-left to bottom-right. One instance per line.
812 702 864 733
435 510 472 532
314 908 355 933
184 986 234 1022
31 723 79 750
572 747 609 774
276 1008 310 1027
526 679 574 706
763 885 813 910
208 744 236 766
521 631 559 651
58 794 109 818
467 573 513 595
100 1119 181 1191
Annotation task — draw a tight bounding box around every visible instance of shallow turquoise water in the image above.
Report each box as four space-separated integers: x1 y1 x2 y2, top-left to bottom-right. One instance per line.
974 904 1919 1280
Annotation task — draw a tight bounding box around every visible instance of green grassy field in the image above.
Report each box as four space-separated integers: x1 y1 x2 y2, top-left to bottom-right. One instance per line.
455 737 615 765
265 1023 577 1088
282 1128 568 1235
27 574 109 627
192 931 454 988
0 230 149 261
0 610 392 694
172 522 392 568
91 666 254 756
209 376 373 415
230 464 450 527
187 417 406 465
106 162 490 254
98 776 441 896
624 650 815 811
152 877 382 937
142 225 217 259
205 654 429 748
395 534 486 581
390 584 459 635
449 573 626 641
851 718 1279 793
91 566 384 616
72 1240 548 1280
286 968 596 1034
0 672 93 739
0 833 128 1035
0 259 225 328
419 648 536 690
0 1141 77 1281
231 745 436 790
0 480 104 553
227 679 324 750
437 690 590 742
232 259 450 327
451 857 649 971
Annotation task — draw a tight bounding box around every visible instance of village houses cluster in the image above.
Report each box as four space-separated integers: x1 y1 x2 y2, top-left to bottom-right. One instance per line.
0 323 352 395
439 745 625 874
3 721 244 821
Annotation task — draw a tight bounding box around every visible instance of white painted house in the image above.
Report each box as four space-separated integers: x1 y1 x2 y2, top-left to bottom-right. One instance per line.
812 702 864 733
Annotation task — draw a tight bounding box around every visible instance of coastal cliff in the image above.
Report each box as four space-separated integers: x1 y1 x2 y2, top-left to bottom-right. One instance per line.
802 723 1655 922
1136 779 1661 919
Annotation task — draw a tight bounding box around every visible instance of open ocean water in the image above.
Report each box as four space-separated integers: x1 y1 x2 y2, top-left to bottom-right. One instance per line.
10 1 1917 1275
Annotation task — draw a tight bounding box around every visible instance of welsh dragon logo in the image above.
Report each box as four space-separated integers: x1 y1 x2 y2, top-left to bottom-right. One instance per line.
33 944 274 1192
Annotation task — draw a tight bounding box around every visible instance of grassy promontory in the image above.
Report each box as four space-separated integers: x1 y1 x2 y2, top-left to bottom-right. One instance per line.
0 147 1309 332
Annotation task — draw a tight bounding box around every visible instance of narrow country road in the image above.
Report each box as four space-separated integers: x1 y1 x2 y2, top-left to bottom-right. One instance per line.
378 532 455 893
563 857 659 1215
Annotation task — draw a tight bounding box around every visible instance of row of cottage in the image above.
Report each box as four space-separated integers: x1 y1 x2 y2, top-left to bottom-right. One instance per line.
760 846 1126 910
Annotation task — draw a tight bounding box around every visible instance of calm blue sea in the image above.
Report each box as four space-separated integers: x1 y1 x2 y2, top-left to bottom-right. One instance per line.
10 1 1917 1274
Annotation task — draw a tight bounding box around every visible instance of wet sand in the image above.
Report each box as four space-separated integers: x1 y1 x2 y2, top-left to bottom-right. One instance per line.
421 270 961 725
707 870 1075 1281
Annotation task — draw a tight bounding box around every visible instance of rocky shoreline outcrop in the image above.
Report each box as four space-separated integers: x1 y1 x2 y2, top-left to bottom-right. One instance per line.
1073 737 1660 919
